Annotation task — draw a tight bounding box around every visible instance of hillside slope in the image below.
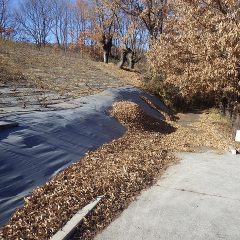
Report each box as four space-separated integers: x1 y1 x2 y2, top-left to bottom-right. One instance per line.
0 40 141 115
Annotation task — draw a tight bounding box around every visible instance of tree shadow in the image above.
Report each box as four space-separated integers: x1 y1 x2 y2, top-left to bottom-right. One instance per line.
0 125 27 141
139 95 179 122
129 114 176 134
120 66 141 74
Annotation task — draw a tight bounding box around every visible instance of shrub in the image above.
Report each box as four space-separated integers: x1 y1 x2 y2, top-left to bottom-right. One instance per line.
147 0 240 106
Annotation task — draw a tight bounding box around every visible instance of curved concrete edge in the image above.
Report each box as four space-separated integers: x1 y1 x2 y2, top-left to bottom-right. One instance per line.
50 196 103 240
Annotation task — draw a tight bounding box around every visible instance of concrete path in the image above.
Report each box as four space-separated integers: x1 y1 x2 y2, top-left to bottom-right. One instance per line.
95 150 240 240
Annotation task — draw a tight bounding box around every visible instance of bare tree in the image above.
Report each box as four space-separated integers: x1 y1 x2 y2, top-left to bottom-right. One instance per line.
0 0 10 36
14 0 53 47
91 0 116 63
51 0 73 51
109 4 145 69
71 0 89 43
116 0 167 41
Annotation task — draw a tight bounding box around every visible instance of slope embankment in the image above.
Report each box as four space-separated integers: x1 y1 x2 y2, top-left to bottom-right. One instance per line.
0 86 170 231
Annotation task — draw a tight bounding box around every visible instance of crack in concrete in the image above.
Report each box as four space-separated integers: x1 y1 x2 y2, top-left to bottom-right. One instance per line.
155 184 240 202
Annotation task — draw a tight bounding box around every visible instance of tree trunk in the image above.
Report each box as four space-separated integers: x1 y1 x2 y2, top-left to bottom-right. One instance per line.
221 96 228 116
101 34 113 64
128 51 135 69
103 50 110 64
118 48 129 68
127 50 141 70
129 61 135 69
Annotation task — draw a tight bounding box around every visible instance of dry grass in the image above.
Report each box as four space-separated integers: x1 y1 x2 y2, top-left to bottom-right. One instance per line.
0 39 142 98
94 62 142 88
200 109 240 150
0 40 25 83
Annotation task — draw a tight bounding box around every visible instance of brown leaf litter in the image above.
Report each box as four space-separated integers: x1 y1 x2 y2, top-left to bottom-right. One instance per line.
0 101 230 240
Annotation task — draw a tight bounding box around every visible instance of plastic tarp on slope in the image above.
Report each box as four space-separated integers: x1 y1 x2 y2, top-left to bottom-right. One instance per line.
0 86 166 226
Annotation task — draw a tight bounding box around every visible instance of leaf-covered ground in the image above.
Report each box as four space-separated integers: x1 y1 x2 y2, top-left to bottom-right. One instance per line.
0 102 232 240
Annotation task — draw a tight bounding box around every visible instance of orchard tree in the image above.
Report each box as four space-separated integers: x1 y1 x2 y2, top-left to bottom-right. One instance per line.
108 0 168 68
80 0 145 66
111 3 146 68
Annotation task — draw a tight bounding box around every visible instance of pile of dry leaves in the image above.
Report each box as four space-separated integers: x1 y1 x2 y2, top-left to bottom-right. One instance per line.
0 101 230 240
111 101 175 133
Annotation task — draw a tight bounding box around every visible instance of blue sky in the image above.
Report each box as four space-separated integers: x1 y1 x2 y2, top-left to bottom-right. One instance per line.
11 0 20 8
10 0 77 7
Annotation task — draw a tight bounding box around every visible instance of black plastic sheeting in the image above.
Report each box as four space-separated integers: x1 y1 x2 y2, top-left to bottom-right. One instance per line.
0 86 166 226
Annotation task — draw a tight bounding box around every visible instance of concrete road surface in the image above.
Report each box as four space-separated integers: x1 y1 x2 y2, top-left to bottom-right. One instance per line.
95 151 240 240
